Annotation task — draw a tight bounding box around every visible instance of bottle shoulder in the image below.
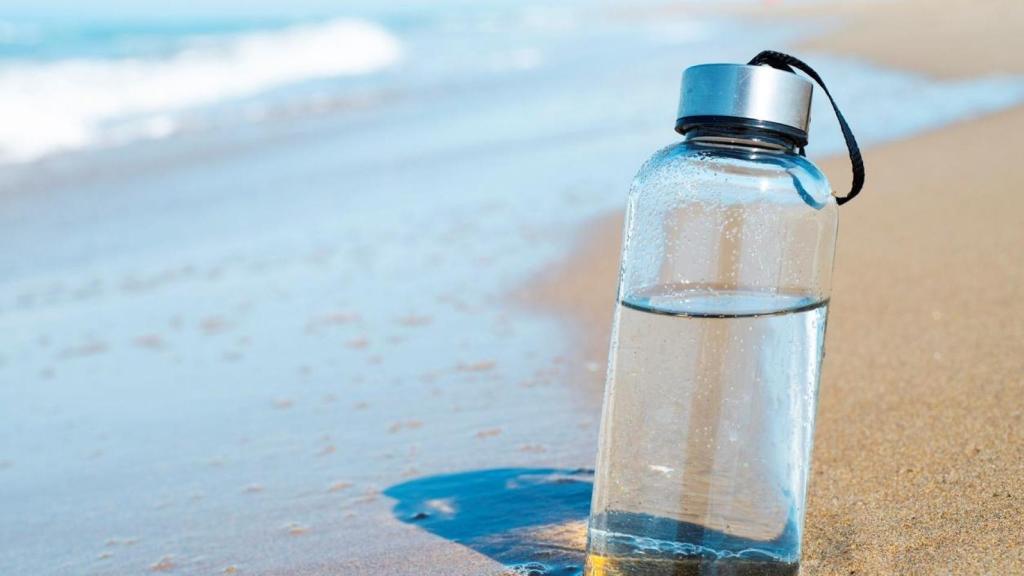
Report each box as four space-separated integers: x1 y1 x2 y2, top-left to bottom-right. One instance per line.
632 140 834 210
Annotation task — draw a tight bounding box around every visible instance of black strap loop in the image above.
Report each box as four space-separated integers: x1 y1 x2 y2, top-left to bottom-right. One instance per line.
748 50 865 206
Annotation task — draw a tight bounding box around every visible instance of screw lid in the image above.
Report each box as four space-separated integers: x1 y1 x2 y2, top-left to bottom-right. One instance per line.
675 63 813 143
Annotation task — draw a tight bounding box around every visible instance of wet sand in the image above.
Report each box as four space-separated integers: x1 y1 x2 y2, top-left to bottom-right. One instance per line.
523 65 1024 576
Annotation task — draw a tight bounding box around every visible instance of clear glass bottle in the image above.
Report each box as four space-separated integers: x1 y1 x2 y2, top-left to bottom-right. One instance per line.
586 64 838 576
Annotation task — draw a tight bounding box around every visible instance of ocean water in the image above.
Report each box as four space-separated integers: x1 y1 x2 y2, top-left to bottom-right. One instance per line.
0 0 648 163
0 15 401 162
3 0 1024 164
1 2 1024 575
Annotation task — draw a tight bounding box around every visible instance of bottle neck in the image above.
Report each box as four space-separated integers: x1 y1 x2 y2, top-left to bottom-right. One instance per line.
682 122 802 154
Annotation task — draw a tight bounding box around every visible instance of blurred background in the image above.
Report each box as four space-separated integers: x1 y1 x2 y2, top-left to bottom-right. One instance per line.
1 1 1021 574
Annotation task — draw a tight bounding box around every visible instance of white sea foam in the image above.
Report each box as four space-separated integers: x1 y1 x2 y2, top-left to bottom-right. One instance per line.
0 18 402 163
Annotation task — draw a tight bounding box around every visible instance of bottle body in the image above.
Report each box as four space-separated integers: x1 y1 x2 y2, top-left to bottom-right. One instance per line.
586 132 837 575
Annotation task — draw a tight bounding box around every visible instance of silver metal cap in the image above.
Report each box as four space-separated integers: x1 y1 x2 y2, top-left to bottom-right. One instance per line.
675 63 813 139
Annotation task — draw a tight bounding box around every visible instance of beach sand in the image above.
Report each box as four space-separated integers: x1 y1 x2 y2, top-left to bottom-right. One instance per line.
523 5 1024 571
788 0 1024 79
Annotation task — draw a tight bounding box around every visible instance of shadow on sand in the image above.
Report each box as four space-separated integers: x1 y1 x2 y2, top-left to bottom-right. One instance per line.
384 468 594 575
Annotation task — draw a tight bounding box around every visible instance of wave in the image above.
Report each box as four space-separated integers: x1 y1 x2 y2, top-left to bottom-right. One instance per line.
0 18 402 164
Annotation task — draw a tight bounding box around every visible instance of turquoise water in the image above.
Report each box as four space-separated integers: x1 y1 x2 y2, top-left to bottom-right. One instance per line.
2 1 1024 163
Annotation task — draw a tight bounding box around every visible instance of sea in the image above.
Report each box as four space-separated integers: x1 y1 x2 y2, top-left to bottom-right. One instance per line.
3 0 1024 165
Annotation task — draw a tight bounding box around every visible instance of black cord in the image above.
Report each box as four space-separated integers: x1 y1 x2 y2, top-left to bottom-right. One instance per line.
748 50 865 206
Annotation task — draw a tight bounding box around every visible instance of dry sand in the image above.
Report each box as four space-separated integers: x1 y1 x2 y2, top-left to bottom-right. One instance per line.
633 0 1024 79
522 3 1024 572
784 0 1024 79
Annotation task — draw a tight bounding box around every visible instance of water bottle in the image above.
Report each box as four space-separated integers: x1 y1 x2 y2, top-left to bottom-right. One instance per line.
585 52 865 576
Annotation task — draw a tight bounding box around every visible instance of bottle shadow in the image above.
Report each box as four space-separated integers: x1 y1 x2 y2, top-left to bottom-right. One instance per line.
384 468 594 575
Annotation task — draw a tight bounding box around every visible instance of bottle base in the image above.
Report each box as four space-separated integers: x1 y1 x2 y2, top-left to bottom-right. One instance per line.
585 554 799 576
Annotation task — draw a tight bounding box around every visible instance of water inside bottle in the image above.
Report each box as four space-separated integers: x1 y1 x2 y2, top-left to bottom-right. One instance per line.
586 286 828 576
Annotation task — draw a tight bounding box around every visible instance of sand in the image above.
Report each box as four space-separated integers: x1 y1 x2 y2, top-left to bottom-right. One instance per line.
801 108 1024 574
645 0 1024 79
785 0 1024 79
524 40 1024 576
